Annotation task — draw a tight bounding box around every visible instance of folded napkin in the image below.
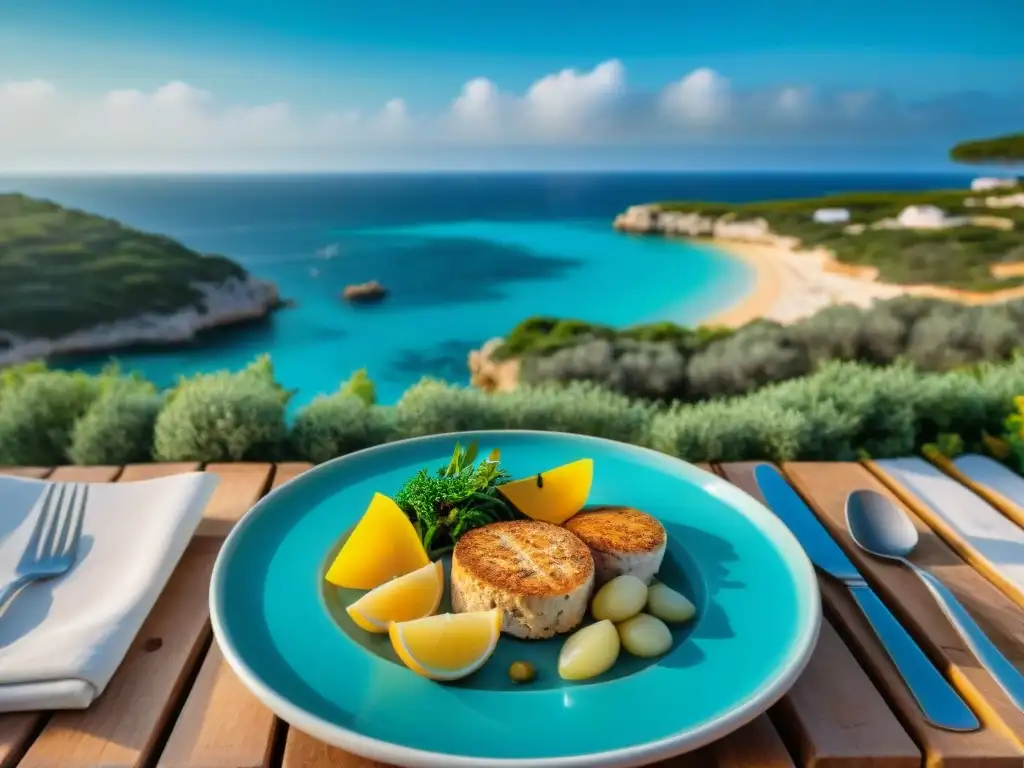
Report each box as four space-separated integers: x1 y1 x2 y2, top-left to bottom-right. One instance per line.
0 472 219 712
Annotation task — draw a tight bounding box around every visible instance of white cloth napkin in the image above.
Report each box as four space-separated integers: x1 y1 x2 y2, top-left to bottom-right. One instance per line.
0 472 219 712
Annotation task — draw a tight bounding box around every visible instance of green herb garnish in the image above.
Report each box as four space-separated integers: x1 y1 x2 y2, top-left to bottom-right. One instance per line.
394 441 521 558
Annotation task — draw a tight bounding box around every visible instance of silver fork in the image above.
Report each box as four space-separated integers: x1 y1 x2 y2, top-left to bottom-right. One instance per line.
0 483 88 611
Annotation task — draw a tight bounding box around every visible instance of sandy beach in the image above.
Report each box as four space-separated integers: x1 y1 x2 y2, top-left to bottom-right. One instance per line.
704 240 906 327
703 238 1024 327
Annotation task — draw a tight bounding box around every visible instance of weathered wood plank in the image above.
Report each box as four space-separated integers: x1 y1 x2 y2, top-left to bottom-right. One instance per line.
783 461 1024 761
18 538 219 768
157 464 281 768
197 464 273 537
156 641 279 768
718 463 920 768
271 462 314 490
867 458 1024 609
673 717 795 768
48 466 122 483
118 463 201 482
0 468 52 479
282 729 384 768
0 714 45 768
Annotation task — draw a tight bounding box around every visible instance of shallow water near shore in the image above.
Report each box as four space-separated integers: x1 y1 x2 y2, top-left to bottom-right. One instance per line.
2 172 971 407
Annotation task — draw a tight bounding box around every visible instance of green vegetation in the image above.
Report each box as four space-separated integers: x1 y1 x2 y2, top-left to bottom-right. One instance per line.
394 441 518 557
656 189 1024 291
153 355 291 462
495 297 1024 403
495 316 731 361
1007 398 1024 470
0 194 251 341
950 132 1024 166
0 354 1022 476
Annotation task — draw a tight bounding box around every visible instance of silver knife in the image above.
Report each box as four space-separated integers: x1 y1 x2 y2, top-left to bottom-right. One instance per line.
753 464 979 732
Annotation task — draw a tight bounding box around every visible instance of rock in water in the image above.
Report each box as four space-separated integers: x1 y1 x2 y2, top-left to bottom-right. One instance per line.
342 280 388 303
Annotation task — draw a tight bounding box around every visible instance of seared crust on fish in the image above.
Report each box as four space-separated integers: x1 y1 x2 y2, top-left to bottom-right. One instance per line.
563 506 666 585
450 520 594 639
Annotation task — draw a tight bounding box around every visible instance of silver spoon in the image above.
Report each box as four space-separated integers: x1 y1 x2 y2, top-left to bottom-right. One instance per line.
846 489 1024 714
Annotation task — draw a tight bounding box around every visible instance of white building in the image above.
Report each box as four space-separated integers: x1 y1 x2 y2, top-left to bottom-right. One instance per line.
982 192 1024 209
971 177 1018 192
812 208 851 224
896 204 948 229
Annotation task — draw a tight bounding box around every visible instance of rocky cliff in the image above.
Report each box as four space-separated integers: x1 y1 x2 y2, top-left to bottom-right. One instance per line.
467 338 521 393
612 204 801 247
0 276 281 366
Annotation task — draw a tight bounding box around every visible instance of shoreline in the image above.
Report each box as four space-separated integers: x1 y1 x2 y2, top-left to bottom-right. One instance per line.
698 239 908 327
0 277 283 368
702 238 1024 327
700 240 786 327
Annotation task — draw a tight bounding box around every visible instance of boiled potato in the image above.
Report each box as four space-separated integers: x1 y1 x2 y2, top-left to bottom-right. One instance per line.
618 613 672 658
646 582 696 623
591 575 648 622
558 620 620 680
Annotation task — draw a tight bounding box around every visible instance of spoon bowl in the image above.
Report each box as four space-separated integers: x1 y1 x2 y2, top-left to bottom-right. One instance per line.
846 489 919 561
844 487 1024 714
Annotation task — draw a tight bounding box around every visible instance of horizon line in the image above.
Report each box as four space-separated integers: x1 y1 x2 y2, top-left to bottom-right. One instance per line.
0 168 983 178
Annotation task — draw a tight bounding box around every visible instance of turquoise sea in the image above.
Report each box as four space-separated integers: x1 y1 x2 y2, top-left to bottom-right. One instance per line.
1 172 971 406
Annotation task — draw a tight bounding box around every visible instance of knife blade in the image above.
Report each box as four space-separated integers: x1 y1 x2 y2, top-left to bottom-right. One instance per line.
753 464 979 732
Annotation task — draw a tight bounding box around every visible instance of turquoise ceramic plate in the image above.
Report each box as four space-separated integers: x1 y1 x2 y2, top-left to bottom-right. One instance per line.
211 431 820 768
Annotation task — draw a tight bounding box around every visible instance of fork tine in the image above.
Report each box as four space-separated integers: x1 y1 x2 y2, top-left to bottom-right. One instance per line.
38 483 68 560
53 484 78 556
21 485 57 566
58 484 87 559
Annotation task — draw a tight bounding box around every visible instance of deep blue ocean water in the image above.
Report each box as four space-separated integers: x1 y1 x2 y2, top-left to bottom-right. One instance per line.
1 172 973 406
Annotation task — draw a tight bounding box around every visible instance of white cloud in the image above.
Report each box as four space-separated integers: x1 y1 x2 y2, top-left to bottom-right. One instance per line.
773 86 812 120
522 59 626 138
837 90 877 118
380 98 407 124
452 78 500 123
659 68 730 125
0 62 1019 170
1 78 56 103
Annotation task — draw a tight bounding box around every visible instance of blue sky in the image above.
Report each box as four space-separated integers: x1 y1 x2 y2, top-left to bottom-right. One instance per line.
1 0 1022 171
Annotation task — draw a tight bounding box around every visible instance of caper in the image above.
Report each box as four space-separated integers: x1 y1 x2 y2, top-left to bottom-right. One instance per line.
508 660 536 684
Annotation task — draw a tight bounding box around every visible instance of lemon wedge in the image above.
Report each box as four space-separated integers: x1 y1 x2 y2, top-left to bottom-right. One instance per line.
325 493 429 589
497 459 593 525
389 609 503 681
346 561 444 633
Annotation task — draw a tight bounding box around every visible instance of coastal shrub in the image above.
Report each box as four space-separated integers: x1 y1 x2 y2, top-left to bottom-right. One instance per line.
1004 396 1024 473
509 297 1024 403
522 339 690 400
495 382 655 444
686 321 811 399
2 352 1023 470
0 371 104 465
153 365 290 462
69 384 164 465
395 378 508 436
0 360 49 393
340 368 376 406
291 393 395 464
395 378 655 445
648 359 1024 464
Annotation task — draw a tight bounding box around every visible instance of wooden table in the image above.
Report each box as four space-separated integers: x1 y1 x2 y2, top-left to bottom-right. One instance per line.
1 459 1023 768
